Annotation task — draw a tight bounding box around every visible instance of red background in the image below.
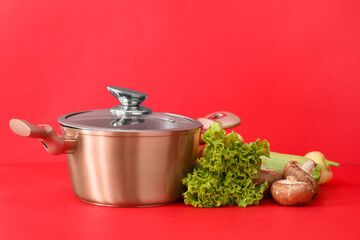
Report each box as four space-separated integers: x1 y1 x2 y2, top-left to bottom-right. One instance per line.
1 1 360 240
1 0 360 165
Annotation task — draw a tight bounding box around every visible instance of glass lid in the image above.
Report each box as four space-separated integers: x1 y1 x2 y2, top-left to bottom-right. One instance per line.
58 86 202 132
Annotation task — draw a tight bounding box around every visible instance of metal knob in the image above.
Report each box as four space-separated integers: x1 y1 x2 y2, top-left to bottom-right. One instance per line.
107 86 152 116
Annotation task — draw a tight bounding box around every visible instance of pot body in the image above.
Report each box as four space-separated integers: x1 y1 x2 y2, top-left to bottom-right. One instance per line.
63 127 201 207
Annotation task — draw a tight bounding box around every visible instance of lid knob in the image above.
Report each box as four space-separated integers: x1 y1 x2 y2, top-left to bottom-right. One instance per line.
107 86 152 116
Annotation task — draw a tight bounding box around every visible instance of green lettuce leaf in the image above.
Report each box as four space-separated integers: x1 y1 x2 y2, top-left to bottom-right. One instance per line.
182 122 270 208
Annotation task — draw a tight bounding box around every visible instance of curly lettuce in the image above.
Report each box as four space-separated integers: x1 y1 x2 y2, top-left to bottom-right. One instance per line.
182 122 270 208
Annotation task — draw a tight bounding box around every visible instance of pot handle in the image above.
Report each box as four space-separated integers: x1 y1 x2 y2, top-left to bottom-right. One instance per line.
198 111 241 131
9 119 76 155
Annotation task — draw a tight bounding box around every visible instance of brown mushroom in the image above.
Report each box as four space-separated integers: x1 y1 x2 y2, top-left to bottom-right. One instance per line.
254 164 282 196
271 176 314 206
283 160 320 195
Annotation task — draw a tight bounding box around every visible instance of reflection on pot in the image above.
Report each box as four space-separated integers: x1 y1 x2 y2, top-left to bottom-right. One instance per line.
110 117 145 127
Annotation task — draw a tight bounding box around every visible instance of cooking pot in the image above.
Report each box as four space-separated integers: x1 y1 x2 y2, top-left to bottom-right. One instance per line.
9 86 240 207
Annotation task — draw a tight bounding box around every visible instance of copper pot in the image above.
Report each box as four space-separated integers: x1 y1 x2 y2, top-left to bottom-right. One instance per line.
9 87 240 207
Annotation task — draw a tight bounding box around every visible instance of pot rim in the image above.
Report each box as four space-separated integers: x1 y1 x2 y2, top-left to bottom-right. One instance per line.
61 125 202 137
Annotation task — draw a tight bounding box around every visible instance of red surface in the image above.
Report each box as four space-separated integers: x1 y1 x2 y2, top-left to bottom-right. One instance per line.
1 1 360 239
1 0 359 164
1 163 359 240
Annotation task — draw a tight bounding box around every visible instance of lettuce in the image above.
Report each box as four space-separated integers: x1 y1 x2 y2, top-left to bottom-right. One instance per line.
182 122 270 207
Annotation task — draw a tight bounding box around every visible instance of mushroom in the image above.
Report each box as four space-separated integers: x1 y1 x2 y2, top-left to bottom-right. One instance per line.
283 160 320 195
271 176 314 206
254 164 282 196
